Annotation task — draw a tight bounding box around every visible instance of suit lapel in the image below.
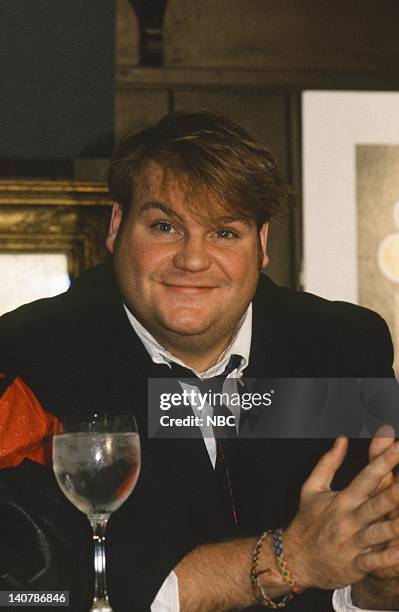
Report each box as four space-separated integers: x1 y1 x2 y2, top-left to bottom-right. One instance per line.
245 276 296 378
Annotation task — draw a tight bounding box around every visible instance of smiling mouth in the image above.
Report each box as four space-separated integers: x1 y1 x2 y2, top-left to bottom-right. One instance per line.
163 284 216 293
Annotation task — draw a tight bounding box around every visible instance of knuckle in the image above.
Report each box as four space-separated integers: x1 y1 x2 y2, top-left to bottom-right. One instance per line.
367 522 383 545
355 523 380 548
354 528 367 548
355 553 370 573
367 462 383 480
382 548 396 565
384 446 398 468
353 530 367 548
366 493 381 516
319 452 332 463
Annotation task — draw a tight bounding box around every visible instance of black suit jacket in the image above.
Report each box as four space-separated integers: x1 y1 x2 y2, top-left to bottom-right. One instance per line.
0 262 395 611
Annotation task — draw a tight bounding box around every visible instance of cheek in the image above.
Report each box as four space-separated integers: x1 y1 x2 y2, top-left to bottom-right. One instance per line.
118 245 171 296
223 251 259 283
115 231 148 272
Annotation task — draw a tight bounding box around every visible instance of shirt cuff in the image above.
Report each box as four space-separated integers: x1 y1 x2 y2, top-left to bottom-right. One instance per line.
333 586 392 612
151 570 180 612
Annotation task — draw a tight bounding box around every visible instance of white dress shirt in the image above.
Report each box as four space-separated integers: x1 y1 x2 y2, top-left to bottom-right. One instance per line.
124 304 378 612
333 586 392 612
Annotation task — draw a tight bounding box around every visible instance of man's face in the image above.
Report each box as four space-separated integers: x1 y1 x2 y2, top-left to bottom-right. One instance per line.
106 162 268 358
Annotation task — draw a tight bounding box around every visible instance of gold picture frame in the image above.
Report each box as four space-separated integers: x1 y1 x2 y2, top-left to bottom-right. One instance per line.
0 180 113 280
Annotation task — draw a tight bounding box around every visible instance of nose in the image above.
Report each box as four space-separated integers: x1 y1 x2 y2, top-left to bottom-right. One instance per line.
173 235 211 272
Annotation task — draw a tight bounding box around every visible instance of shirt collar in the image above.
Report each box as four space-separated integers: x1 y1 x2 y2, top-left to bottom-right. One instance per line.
123 304 252 379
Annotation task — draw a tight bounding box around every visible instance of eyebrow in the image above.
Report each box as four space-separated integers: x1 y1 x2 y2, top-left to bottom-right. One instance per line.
139 201 185 222
139 201 252 227
215 215 252 226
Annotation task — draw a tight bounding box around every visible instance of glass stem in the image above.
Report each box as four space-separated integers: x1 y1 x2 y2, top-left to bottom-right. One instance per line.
90 514 110 605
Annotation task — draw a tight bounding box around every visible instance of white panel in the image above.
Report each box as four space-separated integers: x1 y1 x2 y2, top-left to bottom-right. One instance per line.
302 91 399 303
0 253 70 316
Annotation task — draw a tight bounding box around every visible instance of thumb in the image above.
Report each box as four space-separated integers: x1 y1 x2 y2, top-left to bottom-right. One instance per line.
302 437 348 498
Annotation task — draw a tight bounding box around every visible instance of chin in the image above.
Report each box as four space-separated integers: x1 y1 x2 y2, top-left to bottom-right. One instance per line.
160 315 211 337
166 323 208 337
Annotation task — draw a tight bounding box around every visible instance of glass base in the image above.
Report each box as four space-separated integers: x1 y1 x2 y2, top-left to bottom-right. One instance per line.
90 597 113 612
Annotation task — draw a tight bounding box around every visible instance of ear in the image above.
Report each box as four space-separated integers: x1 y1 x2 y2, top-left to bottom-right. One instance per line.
259 223 269 269
105 203 123 253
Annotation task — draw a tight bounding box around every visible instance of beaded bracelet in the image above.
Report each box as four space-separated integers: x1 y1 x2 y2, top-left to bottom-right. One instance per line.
250 531 294 609
271 528 304 594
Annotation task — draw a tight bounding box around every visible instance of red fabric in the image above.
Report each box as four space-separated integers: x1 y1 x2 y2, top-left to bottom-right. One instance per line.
0 376 59 469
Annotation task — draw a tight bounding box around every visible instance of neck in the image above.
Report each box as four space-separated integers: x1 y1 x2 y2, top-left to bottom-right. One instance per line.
167 349 224 373
124 304 244 373
161 333 234 372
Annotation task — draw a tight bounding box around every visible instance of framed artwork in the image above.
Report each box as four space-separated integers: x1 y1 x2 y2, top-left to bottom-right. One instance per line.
0 180 112 316
302 92 399 374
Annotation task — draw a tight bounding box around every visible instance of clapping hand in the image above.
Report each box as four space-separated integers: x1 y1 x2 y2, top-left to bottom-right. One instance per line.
284 434 399 590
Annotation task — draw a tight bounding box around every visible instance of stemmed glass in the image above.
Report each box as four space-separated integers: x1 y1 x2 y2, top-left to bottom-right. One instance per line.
52 414 140 612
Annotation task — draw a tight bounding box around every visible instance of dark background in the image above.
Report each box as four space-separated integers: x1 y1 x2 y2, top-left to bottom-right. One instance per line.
0 0 115 159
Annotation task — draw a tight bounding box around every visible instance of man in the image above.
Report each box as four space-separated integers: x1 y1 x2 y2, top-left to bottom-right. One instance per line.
1 111 399 612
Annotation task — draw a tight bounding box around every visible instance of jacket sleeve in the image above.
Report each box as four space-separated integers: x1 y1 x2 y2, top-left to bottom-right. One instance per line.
0 460 93 610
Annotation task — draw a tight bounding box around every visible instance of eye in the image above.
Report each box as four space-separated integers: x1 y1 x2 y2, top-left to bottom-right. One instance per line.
151 222 177 234
215 228 238 239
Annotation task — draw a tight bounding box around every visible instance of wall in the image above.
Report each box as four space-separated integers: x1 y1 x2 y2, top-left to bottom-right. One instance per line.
115 0 399 288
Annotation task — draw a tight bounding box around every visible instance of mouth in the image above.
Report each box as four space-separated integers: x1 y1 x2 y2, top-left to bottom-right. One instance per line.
163 283 216 294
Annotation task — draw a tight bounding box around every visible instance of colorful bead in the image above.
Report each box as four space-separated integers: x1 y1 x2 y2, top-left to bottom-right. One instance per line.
250 531 294 608
271 528 303 594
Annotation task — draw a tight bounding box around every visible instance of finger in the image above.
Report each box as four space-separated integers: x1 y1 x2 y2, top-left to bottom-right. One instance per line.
302 437 348 497
371 563 399 579
353 482 399 526
389 508 399 520
371 472 395 496
356 546 399 574
386 472 399 514
369 425 396 461
369 427 396 494
340 441 399 508
356 515 399 548
386 536 399 548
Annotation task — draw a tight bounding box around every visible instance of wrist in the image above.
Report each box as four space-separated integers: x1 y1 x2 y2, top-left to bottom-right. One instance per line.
249 527 311 608
251 532 291 606
283 523 312 591
352 575 399 610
